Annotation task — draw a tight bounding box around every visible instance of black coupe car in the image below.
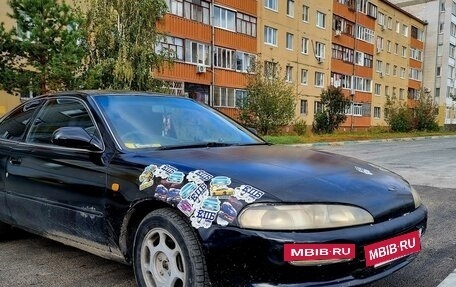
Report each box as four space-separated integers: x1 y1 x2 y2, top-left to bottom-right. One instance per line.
0 91 427 287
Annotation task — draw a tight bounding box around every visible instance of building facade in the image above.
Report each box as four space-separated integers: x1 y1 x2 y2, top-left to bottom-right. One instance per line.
0 0 21 115
391 0 456 126
0 0 430 130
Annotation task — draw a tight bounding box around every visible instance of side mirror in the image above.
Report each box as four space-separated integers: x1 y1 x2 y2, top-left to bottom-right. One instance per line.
51 127 103 151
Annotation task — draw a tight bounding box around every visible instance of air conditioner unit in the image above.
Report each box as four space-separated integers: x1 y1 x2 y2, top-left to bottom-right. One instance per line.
316 57 323 64
376 47 382 54
335 30 342 37
379 71 384 78
381 24 385 31
196 65 206 73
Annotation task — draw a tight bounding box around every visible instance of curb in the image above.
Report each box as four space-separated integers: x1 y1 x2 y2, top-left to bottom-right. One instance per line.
288 135 456 148
437 269 456 287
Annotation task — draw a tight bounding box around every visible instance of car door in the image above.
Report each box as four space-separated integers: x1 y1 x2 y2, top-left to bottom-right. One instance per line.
0 99 44 225
5 97 110 249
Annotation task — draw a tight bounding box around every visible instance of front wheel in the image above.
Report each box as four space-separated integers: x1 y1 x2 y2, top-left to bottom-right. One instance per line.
133 208 210 287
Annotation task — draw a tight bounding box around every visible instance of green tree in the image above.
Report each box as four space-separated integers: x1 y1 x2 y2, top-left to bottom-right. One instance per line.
82 0 169 90
384 96 413 132
413 90 439 131
239 61 296 135
312 86 350 134
0 0 86 96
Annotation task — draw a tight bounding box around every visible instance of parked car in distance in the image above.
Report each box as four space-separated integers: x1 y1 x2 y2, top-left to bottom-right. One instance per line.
0 91 427 287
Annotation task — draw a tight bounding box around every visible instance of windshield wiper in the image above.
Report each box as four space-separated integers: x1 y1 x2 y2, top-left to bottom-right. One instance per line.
156 142 235 150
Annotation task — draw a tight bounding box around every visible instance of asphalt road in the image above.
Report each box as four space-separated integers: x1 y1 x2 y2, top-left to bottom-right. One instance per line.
0 137 455 287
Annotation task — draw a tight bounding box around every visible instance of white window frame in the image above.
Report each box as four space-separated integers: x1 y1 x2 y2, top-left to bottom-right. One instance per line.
316 11 326 28
264 26 277 46
265 0 278 11
315 72 325 87
300 69 308 85
286 33 294 50
301 37 309 54
214 6 236 31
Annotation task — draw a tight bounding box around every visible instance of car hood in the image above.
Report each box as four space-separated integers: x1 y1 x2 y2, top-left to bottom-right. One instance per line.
128 145 416 220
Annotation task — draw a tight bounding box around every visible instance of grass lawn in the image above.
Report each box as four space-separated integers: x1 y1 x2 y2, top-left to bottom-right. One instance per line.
263 131 456 145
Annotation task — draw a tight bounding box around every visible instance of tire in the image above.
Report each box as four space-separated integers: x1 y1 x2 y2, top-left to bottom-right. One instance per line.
133 208 210 287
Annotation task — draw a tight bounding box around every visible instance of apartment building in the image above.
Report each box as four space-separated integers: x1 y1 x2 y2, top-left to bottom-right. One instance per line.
258 0 332 125
157 0 257 118
391 0 456 126
0 0 429 130
0 0 21 115
373 0 426 126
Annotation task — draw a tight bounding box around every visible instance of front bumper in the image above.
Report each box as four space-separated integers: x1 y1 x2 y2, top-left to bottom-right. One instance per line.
200 205 427 287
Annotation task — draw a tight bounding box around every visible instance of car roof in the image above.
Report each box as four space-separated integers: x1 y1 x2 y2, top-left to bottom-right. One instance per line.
35 90 183 99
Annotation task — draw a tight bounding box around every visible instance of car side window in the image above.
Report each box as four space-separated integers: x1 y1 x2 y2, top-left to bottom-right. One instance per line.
26 98 100 145
0 99 44 141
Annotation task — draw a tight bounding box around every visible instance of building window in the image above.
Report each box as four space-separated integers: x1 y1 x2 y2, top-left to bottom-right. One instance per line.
410 48 422 61
166 0 210 24
394 43 399 54
437 44 443 56
314 101 324 114
353 76 372 92
450 44 456 58
286 33 294 50
409 68 422 81
214 87 236 107
300 100 308 114
235 90 248 107
378 12 385 26
333 15 355 36
315 42 325 59
331 72 352 89
400 67 406 78
386 40 391 52
264 26 277 46
156 36 184 61
356 25 374 43
264 61 277 78
385 63 390 75
411 26 424 41
185 40 211 65
402 46 407 57
214 6 236 31
393 65 397 76
265 0 278 11
236 12 257 37
316 11 326 28
367 3 377 18
287 0 294 17
331 44 354 63
302 5 309 22
385 85 389 96
387 17 393 29
376 60 382 72
396 21 400 33
375 83 381 95
355 51 373 67
301 37 309 54
392 87 397 98
402 24 408 37
301 69 308 85
345 103 363 116
376 36 383 52
439 22 444 33
315 72 325 87
437 66 441 76
374 107 381 118
399 88 405 100
214 47 236 69
286 66 293 82
236 52 255 72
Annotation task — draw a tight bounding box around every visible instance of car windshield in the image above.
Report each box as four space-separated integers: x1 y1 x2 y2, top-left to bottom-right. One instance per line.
93 95 264 149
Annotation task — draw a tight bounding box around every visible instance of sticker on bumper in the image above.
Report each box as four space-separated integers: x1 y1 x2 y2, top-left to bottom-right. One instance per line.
364 230 421 267
284 244 355 261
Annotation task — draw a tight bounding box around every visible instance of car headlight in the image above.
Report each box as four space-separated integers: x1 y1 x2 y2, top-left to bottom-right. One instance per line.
238 204 373 230
410 187 422 209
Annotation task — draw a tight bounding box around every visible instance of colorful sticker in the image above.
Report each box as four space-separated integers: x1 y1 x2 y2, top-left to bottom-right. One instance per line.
190 197 221 229
138 165 266 229
167 171 185 184
187 170 213 184
234 185 265 203
139 164 157 191
210 176 234 197
154 164 178 179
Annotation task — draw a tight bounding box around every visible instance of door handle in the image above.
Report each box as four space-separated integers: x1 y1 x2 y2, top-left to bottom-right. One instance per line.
9 157 22 165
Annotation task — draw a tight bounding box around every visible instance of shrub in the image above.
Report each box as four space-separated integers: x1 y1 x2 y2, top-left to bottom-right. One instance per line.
293 119 307 136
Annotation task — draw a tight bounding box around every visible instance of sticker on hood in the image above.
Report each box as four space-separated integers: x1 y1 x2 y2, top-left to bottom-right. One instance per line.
138 164 265 229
